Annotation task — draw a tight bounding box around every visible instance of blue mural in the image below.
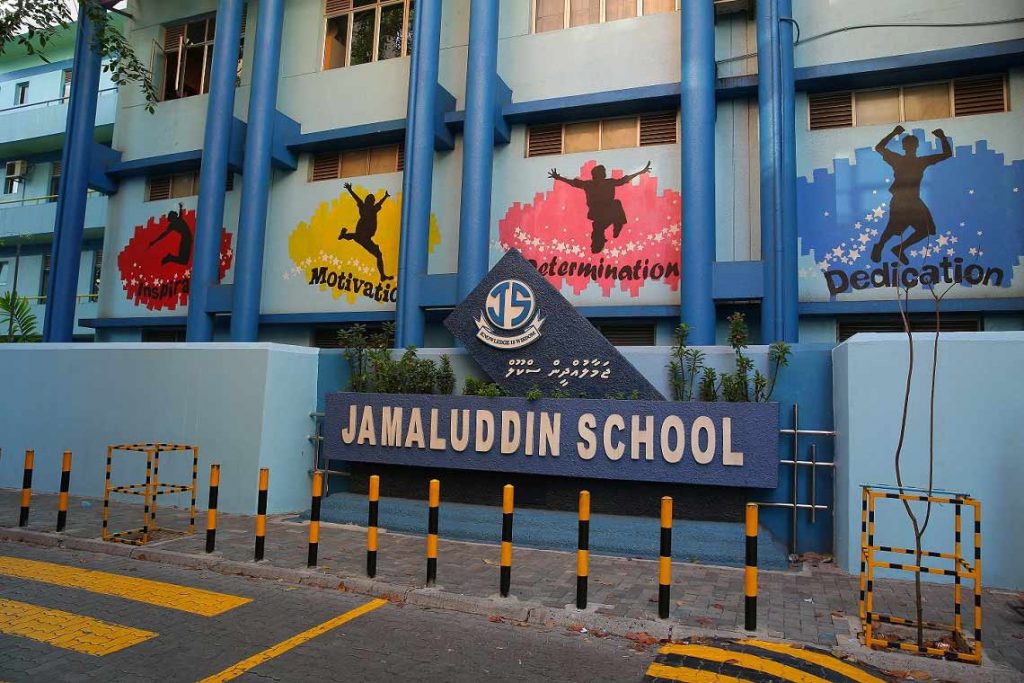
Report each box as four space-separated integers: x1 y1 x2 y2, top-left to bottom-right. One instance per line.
798 130 1024 301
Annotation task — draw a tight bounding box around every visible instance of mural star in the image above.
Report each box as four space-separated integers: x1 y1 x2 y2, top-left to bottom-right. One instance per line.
854 221 862 229
947 249 955 256
936 235 949 247
969 247 978 256
858 233 871 244
872 206 885 219
832 246 844 258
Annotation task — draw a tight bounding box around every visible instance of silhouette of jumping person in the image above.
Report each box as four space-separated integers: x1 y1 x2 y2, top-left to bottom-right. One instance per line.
871 126 952 265
149 203 193 266
548 162 652 253
338 182 393 281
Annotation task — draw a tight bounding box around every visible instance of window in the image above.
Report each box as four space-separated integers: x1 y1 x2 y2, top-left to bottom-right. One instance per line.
142 327 187 342
309 144 404 182
808 74 1008 130
312 323 394 348
534 0 677 32
837 315 980 343
14 82 28 105
323 0 414 70
90 250 103 297
3 161 26 195
39 253 51 300
526 112 677 157
161 12 246 101
60 69 72 102
146 170 234 201
597 322 656 346
47 162 61 203
0 261 7 286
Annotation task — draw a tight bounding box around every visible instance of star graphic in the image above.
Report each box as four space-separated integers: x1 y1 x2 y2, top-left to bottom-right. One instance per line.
832 246 844 258
968 189 975 195
977 230 983 236
823 211 830 217
817 260 829 271
936 235 948 247
910 250 919 258
858 233 871 244
947 249 955 256
951 236 959 244
864 213 873 222
872 207 885 219
870 229 878 236
854 221 862 229
848 248 861 260
969 247 978 256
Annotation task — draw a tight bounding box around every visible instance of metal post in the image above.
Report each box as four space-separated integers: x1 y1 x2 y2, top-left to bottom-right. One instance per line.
499 484 513 597
367 475 380 578
307 472 323 567
658 496 672 619
231 0 285 341
254 468 269 561
680 0 717 344
576 490 590 610
779 0 798 342
426 479 440 585
757 0 781 342
18 449 34 527
186 0 245 341
102 446 112 539
44 3 103 342
56 451 72 532
744 503 758 631
206 464 220 553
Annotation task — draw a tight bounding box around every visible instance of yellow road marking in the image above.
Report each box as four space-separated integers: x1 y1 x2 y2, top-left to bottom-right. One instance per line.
0 556 251 617
0 598 157 656
198 598 387 682
738 639 886 683
646 663 752 682
660 644 832 683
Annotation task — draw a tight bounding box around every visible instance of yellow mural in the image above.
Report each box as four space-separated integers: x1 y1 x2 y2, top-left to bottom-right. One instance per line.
288 183 441 304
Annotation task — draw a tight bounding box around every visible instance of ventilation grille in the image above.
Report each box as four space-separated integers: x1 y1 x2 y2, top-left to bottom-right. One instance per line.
52 161 62 176
311 152 341 181
527 124 563 157
325 0 353 15
164 24 185 50
808 92 853 130
240 4 248 35
837 316 980 343
953 75 1007 117
597 323 657 346
142 327 187 343
225 173 234 192
313 327 343 348
396 144 405 172
147 175 172 201
639 111 677 146
63 69 72 83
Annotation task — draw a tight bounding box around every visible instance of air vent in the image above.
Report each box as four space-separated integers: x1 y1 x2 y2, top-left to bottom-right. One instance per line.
225 173 234 192
142 327 187 343
147 175 172 202
396 144 405 172
837 316 980 343
527 124 563 157
52 161 62 176
164 24 185 50
714 0 753 16
597 323 657 346
953 74 1007 117
639 111 677 146
808 91 854 130
311 152 341 182
325 0 353 16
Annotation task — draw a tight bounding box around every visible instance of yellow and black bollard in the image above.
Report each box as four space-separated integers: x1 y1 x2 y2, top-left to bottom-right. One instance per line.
18 449 34 527
577 490 590 610
367 475 380 578
307 472 323 568
744 503 759 631
973 502 982 656
205 464 220 553
254 468 269 561
658 496 672 619
56 451 73 532
499 484 514 597
426 479 440 586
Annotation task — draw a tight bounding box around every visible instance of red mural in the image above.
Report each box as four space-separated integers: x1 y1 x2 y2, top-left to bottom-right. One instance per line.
117 206 233 311
498 160 682 297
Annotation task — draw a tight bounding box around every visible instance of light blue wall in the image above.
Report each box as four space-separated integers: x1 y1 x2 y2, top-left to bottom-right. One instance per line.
833 332 1024 590
0 343 320 514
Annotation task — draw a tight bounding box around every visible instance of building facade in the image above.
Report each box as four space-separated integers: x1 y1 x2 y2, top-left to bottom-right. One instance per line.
28 1 1023 347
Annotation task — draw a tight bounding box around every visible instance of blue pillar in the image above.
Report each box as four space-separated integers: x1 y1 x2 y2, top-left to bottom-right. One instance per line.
43 4 102 342
757 0 782 342
395 0 443 348
778 0 799 343
456 0 500 301
186 0 244 342
680 0 717 345
230 0 285 342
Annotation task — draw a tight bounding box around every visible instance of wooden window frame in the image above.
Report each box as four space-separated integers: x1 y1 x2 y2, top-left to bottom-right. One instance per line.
532 0 681 33
307 143 404 182
145 171 233 201
526 111 678 157
323 0 414 71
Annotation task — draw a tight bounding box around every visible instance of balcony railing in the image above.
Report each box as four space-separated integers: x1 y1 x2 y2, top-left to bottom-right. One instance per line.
0 190 103 209
22 293 99 305
0 87 117 116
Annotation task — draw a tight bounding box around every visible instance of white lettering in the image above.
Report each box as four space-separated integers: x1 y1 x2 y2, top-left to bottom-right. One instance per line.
475 410 495 452
603 414 625 461
660 416 685 464
405 407 426 448
357 406 377 445
722 417 743 466
540 412 561 457
631 415 655 461
576 414 596 460
429 408 446 450
500 411 521 455
381 406 402 447
340 404 357 444
450 409 470 452
691 415 716 464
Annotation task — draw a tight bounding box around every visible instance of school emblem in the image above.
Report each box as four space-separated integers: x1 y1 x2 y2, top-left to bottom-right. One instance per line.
475 279 544 349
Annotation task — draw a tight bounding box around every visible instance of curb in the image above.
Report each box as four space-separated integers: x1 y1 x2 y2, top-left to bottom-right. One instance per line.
0 526 731 644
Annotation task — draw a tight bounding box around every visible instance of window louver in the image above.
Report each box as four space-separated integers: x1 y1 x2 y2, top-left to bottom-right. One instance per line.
953 75 1007 117
396 145 405 172
311 152 341 181
164 24 185 50
52 161 62 176
325 0 353 16
597 323 657 346
147 176 172 201
527 124 563 157
837 316 980 343
808 92 854 130
639 111 677 146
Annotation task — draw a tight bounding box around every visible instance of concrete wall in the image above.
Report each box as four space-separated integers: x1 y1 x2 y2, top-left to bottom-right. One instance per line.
0 343 319 515
833 332 1024 590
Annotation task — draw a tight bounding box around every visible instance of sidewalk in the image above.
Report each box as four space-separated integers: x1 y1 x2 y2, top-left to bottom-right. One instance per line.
1 488 1021 681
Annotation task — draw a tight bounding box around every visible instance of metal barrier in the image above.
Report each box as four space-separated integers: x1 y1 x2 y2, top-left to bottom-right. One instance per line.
499 484 514 597
56 451 72 532
426 479 440 586
254 468 269 561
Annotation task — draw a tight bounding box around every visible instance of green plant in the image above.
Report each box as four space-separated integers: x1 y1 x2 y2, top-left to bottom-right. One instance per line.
435 355 455 395
698 367 719 402
755 341 792 402
462 377 505 397
668 323 706 401
549 388 571 399
0 292 39 343
525 385 543 401
337 322 392 392
371 345 437 394
715 312 790 403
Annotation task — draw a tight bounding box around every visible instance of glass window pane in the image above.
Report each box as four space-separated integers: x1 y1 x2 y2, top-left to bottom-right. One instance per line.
855 89 900 126
378 4 404 61
643 0 675 15
341 149 370 177
163 51 180 100
564 121 601 153
186 19 206 44
171 172 194 198
350 10 375 66
606 0 638 21
181 46 206 97
206 17 216 41
535 0 565 32
324 15 349 69
903 82 951 122
601 117 638 149
569 0 601 27
368 146 398 174
406 1 414 55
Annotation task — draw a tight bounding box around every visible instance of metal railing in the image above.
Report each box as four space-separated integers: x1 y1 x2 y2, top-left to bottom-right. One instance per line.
0 190 103 209
21 293 98 305
0 87 117 116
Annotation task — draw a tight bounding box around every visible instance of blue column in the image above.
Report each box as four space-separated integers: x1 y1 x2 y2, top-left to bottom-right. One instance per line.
43 4 102 342
680 0 717 345
230 0 285 342
757 0 782 342
778 0 799 342
395 0 443 348
456 0 500 301
186 0 244 342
